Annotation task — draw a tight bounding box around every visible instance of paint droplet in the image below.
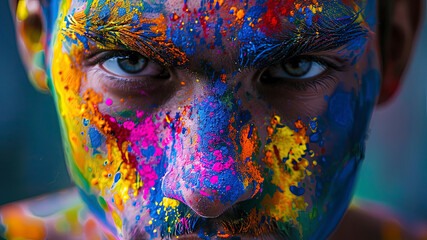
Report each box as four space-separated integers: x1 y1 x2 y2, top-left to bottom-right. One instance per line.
106 98 113 106
199 190 210 196
210 176 218 184
289 185 305 196
236 9 245 19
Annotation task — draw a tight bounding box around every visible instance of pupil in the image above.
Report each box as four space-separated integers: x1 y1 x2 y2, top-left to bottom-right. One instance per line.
283 59 312 77
117 54 146 74
128 55 139 64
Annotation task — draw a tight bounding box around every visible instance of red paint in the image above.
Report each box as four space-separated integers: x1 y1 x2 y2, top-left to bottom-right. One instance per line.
103 113 137 168
182 3 189 12
273 145 281 162
260 0 297 35
341 0 353 7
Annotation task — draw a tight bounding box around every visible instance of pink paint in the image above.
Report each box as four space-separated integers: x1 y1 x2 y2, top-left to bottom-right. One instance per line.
226 186 231 191
105 98 113 106
210 175 218 184
136 110 144 118
199 190 210 196
123 116 165 199
123 121 135 130
213 150 223 160
212 157 234 172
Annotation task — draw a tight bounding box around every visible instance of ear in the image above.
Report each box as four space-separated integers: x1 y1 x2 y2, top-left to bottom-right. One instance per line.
11 0 49 92
377 0 424 105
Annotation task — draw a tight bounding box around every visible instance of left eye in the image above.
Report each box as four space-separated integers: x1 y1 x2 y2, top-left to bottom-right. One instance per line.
264 57 327 80
100 51 169 78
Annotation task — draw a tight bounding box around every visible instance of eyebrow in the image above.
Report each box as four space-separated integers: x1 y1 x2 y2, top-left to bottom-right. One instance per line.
62 8 188 67
239 13 369 68
62 4 368 70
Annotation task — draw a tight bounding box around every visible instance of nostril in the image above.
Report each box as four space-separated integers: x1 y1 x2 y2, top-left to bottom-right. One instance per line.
161 167 257 218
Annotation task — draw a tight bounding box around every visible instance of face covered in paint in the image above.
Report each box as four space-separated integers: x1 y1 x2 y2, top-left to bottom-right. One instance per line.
19 0 381 239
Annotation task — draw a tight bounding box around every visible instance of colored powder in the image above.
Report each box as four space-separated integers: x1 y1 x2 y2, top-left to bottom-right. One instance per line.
210 176 219 184
106 98 113 106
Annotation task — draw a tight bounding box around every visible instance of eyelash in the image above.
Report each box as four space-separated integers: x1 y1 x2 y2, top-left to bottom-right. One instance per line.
85 50 144 66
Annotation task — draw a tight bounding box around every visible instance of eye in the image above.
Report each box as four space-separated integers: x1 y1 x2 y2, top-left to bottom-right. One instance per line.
100 51 170 78
263 57 327 81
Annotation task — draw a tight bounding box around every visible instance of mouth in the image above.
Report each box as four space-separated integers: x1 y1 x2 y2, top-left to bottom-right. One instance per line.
127 200 292 240
161 203 289 240
171 232 287 240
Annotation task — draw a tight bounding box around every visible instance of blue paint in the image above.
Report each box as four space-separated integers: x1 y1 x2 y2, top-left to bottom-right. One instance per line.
304 7 315 26
309 133 321 143
361 70 380 103
327 91 354 128
141 146 156 159
214 17 224 47
89 127 103 149
83 118 90 126
118 7 126 17
213 78 227 96
114 172 121 183
75 33 89 50
247 124 253 139
290 185 305 196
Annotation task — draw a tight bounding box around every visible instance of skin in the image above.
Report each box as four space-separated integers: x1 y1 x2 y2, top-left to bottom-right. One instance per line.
0 0 423 239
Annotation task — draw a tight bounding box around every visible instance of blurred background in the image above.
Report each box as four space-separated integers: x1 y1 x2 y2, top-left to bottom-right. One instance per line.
0 0 426 224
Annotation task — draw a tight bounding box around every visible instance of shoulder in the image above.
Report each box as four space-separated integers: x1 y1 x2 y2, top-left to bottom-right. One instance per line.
0 188 115 240
330 201 427 240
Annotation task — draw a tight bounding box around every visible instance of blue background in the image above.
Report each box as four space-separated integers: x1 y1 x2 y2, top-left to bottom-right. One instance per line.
0 0 426 223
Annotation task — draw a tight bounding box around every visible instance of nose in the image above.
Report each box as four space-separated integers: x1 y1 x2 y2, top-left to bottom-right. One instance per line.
161 89 263 217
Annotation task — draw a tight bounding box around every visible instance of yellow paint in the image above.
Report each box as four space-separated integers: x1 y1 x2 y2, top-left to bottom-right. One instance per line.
111 210 122 232
261 116 310 232
161 197 180 210
16 0 29 21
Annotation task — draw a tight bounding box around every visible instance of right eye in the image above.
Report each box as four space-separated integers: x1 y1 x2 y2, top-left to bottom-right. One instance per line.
100 51 169 78
262 57 327 82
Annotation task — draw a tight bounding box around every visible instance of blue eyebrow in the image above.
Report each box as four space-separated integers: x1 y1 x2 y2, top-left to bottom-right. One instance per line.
238 13 369 68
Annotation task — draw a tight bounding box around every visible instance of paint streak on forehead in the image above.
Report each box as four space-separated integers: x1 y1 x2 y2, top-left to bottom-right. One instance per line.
58 0 371 76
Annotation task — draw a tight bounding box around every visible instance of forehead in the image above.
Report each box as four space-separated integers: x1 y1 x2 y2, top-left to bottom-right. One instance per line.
64 0 370 22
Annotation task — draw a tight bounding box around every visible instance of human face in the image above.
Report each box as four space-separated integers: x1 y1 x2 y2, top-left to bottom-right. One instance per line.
43 0 380 239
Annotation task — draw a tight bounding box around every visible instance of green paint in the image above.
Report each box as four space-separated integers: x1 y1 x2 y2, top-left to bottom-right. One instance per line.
117 110 136 118
85 0 94 16
98 196 109 211
309 207 318 220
